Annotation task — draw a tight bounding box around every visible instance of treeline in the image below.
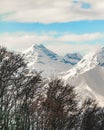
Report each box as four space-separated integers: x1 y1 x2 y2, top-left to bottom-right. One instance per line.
0 46 104 130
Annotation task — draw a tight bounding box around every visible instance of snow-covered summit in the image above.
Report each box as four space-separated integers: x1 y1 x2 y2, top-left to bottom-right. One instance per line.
25 44 58 59
79 47 104 69
62 47 104 79
23 44 82 77
61 47 104 104
23 44 59 63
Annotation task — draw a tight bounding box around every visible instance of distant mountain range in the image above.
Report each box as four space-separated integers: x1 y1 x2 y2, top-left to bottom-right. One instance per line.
23 44 82 77
23 44 104 104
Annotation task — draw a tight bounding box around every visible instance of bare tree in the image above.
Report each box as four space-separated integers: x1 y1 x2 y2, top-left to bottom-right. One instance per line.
0 47 43 130
79 98 104 130
1 46 104 130
35 78 78 130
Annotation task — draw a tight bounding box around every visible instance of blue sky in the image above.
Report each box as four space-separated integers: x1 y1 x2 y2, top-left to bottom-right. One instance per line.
0 20 104 34
0 0 104 55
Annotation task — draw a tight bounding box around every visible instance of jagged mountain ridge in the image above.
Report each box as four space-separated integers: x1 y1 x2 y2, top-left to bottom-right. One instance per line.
61 47 104 104
23 44 82 77
62 47 104 79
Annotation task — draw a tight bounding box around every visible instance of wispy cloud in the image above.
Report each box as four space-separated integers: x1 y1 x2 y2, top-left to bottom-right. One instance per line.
0 0 104 23
0 32 103 54
59 33 104 42
46 43 101 55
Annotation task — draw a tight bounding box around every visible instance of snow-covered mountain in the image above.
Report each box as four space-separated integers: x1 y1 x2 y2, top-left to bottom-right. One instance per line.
61 47 104 104
23 44 82 77
23 45 104 103
62 47 104 78
63 53 82 65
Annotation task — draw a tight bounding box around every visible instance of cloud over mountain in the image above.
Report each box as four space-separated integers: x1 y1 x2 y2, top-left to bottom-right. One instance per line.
0 32 103 54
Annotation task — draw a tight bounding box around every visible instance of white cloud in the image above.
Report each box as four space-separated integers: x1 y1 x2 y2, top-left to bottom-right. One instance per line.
59 33 104 42
46 43 101 55
0 0 104 23
0 32 103 55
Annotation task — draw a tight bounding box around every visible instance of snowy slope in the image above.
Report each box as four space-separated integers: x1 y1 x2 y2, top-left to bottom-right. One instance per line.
23 44 82 77
61 47 104 104
62 47 104 79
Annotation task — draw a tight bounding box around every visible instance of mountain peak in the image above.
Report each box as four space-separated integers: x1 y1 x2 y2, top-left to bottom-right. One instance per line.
81 46 104 67
65 53 82 60
32 44 45 49
23 44 59 61
63 53 82 65
61 46 104 80
95 47 104 66
23 44 72 77
61 47 104 104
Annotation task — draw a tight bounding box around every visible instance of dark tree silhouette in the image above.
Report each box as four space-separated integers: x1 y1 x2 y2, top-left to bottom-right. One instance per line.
36 78 79 130
0 47 42 130
79 98 104 130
